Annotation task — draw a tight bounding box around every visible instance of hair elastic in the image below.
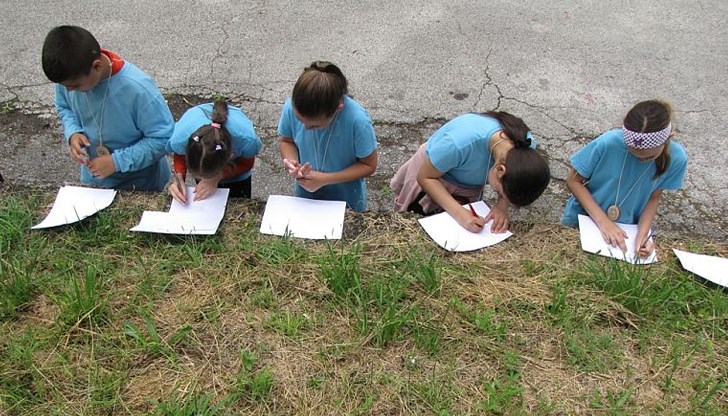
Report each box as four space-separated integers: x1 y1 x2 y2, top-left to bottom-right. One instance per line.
215 144 223 151
623 124 671 149
192 136 200 142
210 122 221 129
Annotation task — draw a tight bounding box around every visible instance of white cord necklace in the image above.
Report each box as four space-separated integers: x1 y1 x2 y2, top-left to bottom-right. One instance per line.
311 112 339 171
83 60 113 157
607 150 654 221
478 135 508 199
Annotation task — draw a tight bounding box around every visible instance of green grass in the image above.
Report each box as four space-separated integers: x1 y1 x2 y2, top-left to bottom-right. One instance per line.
0 189 726 415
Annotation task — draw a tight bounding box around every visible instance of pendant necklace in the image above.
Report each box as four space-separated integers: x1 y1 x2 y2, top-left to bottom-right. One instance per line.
311 112 339 172
607 151 653 221
84 60 113 158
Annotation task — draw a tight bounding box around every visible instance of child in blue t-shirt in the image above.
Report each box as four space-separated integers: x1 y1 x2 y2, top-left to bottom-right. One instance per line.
278 61 378 212
167 100 262 203
391 112 550 233
562 99 688 258
42 25 174 191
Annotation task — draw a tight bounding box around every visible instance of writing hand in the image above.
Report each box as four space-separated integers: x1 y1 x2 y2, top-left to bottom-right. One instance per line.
168 174 187 204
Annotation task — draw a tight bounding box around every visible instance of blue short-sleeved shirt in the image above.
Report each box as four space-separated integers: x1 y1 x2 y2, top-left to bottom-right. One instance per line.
277 96 378 212
167 103 261 182
561 129 688 226
426 113 537 188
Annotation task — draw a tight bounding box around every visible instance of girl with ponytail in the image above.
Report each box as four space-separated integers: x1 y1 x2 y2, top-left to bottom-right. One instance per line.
278 61 379 212
167 99 261 203
391 111 550 233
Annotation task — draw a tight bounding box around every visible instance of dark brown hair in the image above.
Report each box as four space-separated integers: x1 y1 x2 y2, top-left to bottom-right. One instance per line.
186 99 232 178
483 111 550 206
42 25 102 83
623 99 673 178
292 61 348 118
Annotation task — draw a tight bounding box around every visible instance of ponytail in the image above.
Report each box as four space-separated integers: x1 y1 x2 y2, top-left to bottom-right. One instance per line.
186 99 233 178
292 61 348 118
482 111 549 206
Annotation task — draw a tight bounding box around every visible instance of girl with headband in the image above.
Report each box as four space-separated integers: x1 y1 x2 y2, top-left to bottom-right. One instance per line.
562 99 688 258
391 111 550 233
167 99 261 203
278 61 379 212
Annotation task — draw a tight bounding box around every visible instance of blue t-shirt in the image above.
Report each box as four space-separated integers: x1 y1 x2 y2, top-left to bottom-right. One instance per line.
167 103 261 182
55 61 174 191
561 129 688 226
277 96 378 212
426 113 537 188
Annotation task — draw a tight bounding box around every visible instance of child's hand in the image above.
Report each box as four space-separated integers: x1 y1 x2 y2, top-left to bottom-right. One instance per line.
484 205 509 233
193 176 220 201
598 221 628 252
69 133 91 164
87 155 117 178
283 158 310 178
636 239 655 258
168 174 187 204
455 208 486 233
296 170 328 193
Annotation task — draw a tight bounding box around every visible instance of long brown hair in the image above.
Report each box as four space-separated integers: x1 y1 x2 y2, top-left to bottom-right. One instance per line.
482 111 550 206
623 100 673 178
186 99 232 178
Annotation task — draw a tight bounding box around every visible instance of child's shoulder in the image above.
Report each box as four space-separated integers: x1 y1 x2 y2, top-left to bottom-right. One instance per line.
668 140 688 163
342 96 372 122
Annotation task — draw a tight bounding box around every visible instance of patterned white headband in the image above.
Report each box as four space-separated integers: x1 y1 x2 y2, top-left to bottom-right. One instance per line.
622 123 672 149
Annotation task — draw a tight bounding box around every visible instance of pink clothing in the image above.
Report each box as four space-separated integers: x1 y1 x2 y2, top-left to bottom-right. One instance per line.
390 143 483 214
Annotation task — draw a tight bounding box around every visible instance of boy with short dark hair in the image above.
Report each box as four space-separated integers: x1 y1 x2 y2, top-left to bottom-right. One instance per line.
42 25 174 190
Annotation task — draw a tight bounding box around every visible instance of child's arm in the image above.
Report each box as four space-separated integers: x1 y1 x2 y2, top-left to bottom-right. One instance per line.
296 151 378 193
54 87 91 164
484 195 510 234
635 189 661 258
168 154 188 203
566 168 628 252
417 156 486 233
279 137 308 177
222 157 256 179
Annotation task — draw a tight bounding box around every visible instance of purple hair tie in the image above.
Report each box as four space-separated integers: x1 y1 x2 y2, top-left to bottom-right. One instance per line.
623 124 671 149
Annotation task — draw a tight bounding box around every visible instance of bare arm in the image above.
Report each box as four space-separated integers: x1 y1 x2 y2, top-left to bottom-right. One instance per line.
566 168 628 251
297 150 378 193
417 156 485 233
635 189 661 257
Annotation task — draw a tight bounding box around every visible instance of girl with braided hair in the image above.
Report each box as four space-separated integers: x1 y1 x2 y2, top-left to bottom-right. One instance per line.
391 111 550 233
167 99 261 203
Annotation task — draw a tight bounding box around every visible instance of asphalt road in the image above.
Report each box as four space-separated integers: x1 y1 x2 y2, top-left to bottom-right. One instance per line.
1 0 726 239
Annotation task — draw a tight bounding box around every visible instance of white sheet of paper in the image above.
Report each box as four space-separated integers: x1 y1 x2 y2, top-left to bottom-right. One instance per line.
130 187 229 235
259 195 345 240
577 214 657 264
417 201 512 252
31 186 117 229
673 249 728 288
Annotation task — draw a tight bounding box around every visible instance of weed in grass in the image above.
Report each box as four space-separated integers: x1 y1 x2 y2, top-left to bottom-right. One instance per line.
123 307 192 363
248 286 276 309
473 309 508 341
689 374 727 414
0 327 46 411
229 348 274 404
405 249 442 295
56 266 108 328
588 387 634 416
255 235 308 265
479 373 525 415
409 371 456 414
0 257 36 320
564 327 621 373
153 391 227 416
89 365 126 414
265 310 310 338
320 243 363 305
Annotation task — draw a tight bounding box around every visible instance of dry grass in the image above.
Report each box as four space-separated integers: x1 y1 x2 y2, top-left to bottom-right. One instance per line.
1 188 726 415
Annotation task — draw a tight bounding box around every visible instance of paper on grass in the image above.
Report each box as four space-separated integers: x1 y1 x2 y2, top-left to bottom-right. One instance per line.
260 195 346 240
578 214 656 264
31 186 117 229
418 201 512 252
130 187 229 235
673 249 728 288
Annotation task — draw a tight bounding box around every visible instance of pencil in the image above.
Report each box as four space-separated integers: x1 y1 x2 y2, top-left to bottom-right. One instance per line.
468 203 478 217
